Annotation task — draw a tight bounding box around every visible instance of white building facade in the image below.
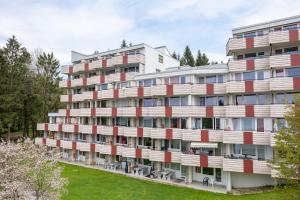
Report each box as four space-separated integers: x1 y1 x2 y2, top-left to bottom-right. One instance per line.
36 16 300 191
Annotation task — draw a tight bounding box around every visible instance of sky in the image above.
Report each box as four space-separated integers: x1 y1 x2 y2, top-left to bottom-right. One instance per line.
0 0 299 65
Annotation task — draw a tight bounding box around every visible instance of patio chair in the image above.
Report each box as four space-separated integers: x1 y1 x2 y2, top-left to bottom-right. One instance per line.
203 177 209 186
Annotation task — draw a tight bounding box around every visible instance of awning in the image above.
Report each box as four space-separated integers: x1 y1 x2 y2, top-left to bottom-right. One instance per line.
190 142 218 148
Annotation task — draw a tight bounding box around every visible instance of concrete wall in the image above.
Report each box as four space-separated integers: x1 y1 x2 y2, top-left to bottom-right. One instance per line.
231 172 275 188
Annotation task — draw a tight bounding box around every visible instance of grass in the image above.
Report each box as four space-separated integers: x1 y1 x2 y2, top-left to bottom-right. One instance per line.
61 163 300 200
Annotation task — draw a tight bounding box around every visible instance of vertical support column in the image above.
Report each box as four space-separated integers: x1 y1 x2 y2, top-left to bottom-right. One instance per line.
226 171 232 192
187 166 193 183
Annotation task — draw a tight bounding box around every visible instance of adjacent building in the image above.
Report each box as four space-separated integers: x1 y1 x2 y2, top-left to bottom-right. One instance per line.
36 15 300 191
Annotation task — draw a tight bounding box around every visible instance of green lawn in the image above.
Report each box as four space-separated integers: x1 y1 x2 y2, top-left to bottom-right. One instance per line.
61 163 300 200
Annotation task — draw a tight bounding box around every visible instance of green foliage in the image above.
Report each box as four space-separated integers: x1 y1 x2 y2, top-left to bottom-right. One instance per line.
121 40 128 48
195 50 210 66
181 46 195 67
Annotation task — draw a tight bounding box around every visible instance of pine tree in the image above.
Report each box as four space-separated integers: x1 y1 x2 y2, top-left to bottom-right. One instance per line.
201 53 209 65
195 50 202 66
182 46 195 67
121 40 127 48
129 42 133 47
171 51 178 60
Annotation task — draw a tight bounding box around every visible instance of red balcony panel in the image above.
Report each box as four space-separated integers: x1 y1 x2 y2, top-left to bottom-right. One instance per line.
200 155 208 167
67 80 71 88
245 80 254 93
111 145 117 156
291 54 300 66
206 84 214 95
137 87 144 97
165 128 173 140
102 59 107 68
135 148 142 158
74 124 79 134
83 77 87 87
206 106 214 118
68 95 72 103
136 107 142 117
165 106 172 118
243 159 253 173
42 138 46 145
113 126 118 136
90 144 95 153
120 72 126 81
293 77 300 91
72 141 77 151
93 91 98 100
91 108 96 117
44 123 48 132
246 38 254 49
201 130 209 142
100 75 105 84
56 139 60 147
84 63 89 71
58 124 62 132
69 66 73 74
112 107 117 117
137 128 143 137
66 109 70 118
113 89 119 98
246 59 255 71
166 84 173 96
123 54 128 64
245 105 254 117
164 152 172 163
289 30 299 42
92 125 97 135
243 132 253 144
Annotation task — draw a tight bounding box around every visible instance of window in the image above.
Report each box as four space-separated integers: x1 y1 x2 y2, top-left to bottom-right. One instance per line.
275 49 283 55
244 32 256 38
236 95 243 105
258 95 267 105
195 167 201 173
245 53 256 58
273 118 286 131
244 95 256 105
143 118 154 127
180 76 186 84
105 69 115 75
171 140 180 149
194 118 201 129
218 96 225 106
170 76 180 84
159 55 164 63
287 67 300 77
275 93 286 104
237 55 243 60
170 163 180 170
202 118 213 129
143 79 156 87
275 69 284 77
283 24 297 30
243 72 255 80
232 118 240 131
242 118 255 131
215 168 222 182
169 97 180 106
258 52 265 56
198 77 205 84
215 118 220 130
206 76 216 84
235 73 242 81
257 71 264 80
257 118 264 132
206 97 216 106
284 46 298 53
242 144 256 156
202 167 214 175
181 118 187 129
217 75 224 83
100 84 108 90
143 98 156 107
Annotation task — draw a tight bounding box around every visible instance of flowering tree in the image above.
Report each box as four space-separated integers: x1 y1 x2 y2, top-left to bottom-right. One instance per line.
0 140 68 199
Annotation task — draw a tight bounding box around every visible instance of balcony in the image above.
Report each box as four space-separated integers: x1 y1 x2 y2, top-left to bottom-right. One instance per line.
223 131 270 145
223 158 271 174
228 57 269 72
270 53 300 68
269 104 291 117
227 35 269 55
181 154 223 168
61 140 72 149
181 130 223 142
269 29 300 45
269 77 296 91
76 142 90 152
149 150 181 163
226 80 269 93
225 105 270 117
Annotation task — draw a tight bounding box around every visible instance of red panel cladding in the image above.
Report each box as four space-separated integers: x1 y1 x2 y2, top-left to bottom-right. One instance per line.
206 106 213 118
56 139 60 147
245 105 254 117
166 84 173 96
113 126 118 137
68 66 73 74
137 128 143 137
165 106 172 118
245 80 254 93
72 141 76 151
83 77 87 87
44 123 48 132
93 91 98 100
135 148 142 158
66 109 70 118
68 95 72 103
137 87 144 97
123 54 128 64
58 124 62 132
67 80 71 88
112 107 117 117
84 63 89 71
243 132 253 144
293 77 300 91
246 59 255 71
42 138 46 145
100 75 105 84
244 159 253 173
164 152 172 163
111 145 117 156
113 89 119 98
91 108 96 117
90 144 95 153
136 107 142 117
165 129 173 140
206 84 214 95
74 124 79 134
289 30 299 42
291 54 300 66
201 130 209 142
102 59 107 68
120 72 126 81
200 155 208 167
92 125 97 135
246 38 254 49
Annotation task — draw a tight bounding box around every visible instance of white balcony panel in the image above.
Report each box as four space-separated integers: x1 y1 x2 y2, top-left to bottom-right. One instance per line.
254 105 270 117
73 63 85 73
149 150 165 162
151 85 166 96
87 76 99 85
181 154 200 166
214 83 226 94
90 60 101 70
142 127 152 138
270 104 291 117
191 85 206 95
223 159 244 172
46 138 56 147
58 109 66 116
254 80 269 92
171 151 181 163
96 144 112 154
172 107 191 117
181 130 200 141
63 124 74 133
270 133 276 147
59 80 68 88
208 156 223 168
37 123 45 130
123 127 137 137
253 160 271 174
80 125 93 134
101 90 114 99
100 126 113 136
61 140 72 149
77 142 90 152
269 77 294 91
60 95 68 102
269 31 290 44
48 124 59 132
227 38 246 51
254 35 269 47
269 54 291 68
150 128 165 139
35 137 43 145
96 108 111 117
190 107 206 117
225 105 245 117
118 107 136 117
209 130 223 142
213 107 226 117
120 88 137 98
173 84 191 95
72 78 83 87
121 147 136 158
226 81 244 93
141 149 150 159
142 107 165 117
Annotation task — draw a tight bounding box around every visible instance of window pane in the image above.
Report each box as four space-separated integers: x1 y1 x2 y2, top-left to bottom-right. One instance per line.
170 76 180 84
243 72 255 80
217 75 224 83
181 96 188 106
276 94 286 104
257 71 264 80
258 95 266 104
202 167 214 175
257 118 264 132
287 67 300 77
242 144 256 156
218 96 224 106
202 118 213 129
244 95 256 104
206 76 216 84
170 97 180 106
235 73 242 81
236 96 243 105
198 77 205 84
206 97 216 106
275 69 284 77
199 97 205 106
144 79 152 87
242 118 255 131
180 76 186 84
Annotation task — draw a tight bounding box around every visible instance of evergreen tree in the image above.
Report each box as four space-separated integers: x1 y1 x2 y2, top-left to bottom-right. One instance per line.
171 51 178 60
195 50 202 66
121 40 128 48
129 42 133 47
201 53 209 65
182 46 195 66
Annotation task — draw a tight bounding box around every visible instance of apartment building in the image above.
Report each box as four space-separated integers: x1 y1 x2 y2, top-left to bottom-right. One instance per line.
36 15 300 192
